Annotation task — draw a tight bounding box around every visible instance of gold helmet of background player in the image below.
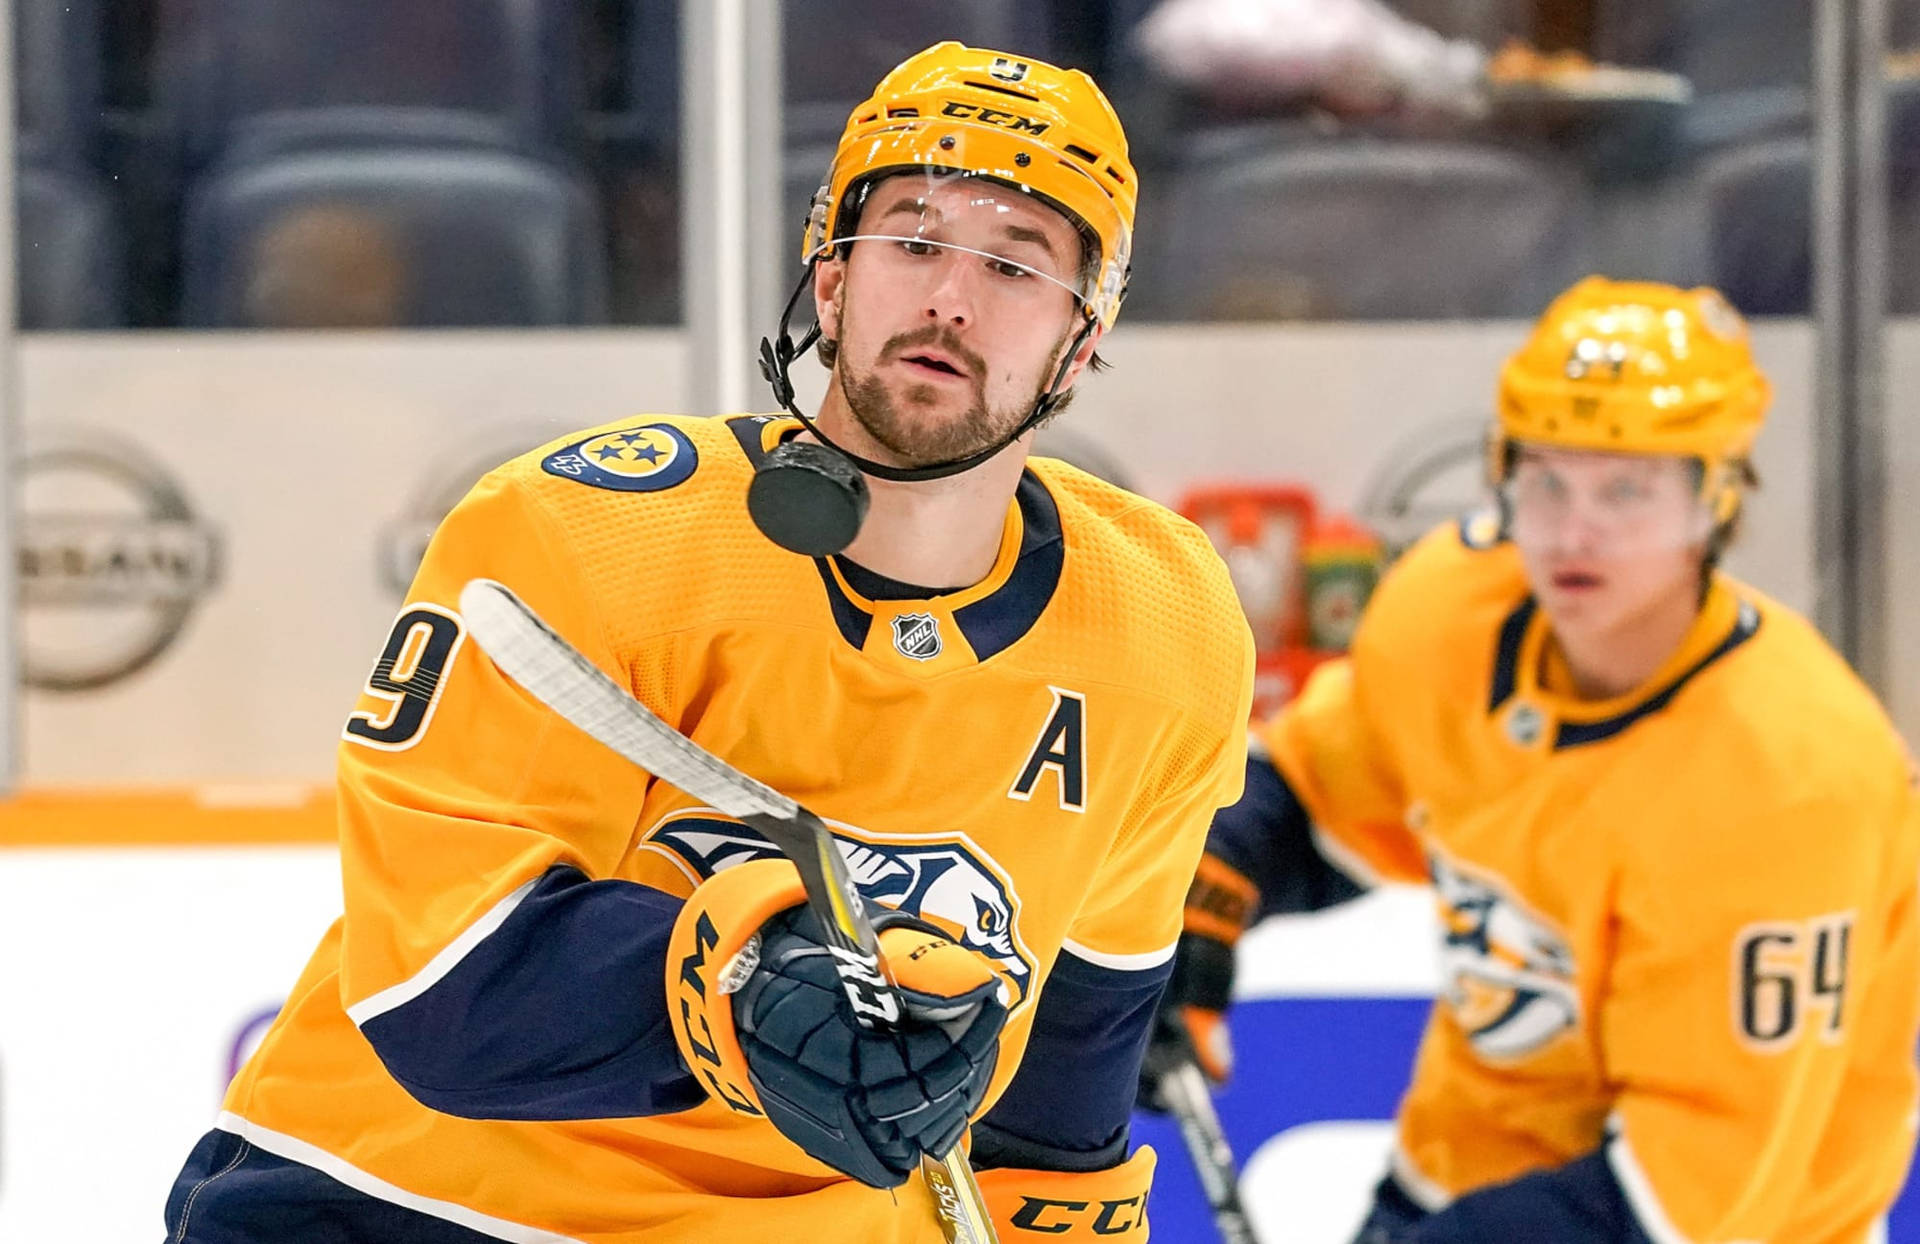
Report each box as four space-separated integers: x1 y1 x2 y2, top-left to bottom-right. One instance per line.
802 41 1139 330
1491 276 1772 524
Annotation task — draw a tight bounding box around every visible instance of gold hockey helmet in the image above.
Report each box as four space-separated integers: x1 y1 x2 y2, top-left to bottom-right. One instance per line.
803 41 1138 330
1492 276 1771 523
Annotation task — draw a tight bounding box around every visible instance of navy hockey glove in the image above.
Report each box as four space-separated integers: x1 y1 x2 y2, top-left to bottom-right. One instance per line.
734 902 1007 1188
667 859 1007 1190
1139 852 1255 1109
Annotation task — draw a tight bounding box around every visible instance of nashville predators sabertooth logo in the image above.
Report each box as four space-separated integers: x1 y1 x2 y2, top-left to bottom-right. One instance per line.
1432 853 1579 1059
643 811 1037 1009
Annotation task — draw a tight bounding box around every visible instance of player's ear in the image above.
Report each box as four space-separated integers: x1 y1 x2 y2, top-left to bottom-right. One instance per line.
1056 321 1106 389
813 258 846 346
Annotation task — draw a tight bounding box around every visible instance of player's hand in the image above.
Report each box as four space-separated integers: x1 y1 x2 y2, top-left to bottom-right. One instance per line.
732 904 1009 1188
1138 929 1238 1111
668 858 1008 1189
1138 851 1257 1108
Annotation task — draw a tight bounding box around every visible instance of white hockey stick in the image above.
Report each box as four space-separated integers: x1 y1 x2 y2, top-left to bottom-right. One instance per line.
457 577 997 1244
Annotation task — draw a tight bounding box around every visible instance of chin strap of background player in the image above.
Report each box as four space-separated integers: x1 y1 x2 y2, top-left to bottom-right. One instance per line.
756 262 1096 485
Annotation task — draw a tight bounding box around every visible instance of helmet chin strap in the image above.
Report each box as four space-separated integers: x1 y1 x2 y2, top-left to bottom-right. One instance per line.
756 262 1095 485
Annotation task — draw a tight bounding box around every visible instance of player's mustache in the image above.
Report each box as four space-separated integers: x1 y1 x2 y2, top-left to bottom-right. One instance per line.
881 328 984 379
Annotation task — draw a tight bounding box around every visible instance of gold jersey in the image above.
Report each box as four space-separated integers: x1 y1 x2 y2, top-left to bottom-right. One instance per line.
211 413 1253 1242
1261 520 1920 1244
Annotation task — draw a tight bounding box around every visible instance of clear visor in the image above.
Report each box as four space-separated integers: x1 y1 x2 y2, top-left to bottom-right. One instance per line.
806 144 1129 327
1500 448 1718 554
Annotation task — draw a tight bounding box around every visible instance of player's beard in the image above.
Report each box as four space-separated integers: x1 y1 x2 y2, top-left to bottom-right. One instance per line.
836 319 1052 469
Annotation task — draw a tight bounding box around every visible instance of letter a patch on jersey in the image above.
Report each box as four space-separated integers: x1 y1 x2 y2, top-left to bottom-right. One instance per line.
1010 687 1086 812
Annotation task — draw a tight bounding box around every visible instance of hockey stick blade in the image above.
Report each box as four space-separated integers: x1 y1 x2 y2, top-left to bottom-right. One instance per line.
457 578 997 1244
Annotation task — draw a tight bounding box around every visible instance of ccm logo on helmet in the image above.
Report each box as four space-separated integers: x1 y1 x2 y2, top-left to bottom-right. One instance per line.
940 99 1051 135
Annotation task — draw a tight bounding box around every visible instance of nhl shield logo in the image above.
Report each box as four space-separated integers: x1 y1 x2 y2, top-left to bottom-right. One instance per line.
892 612 942 661
989 57 1031 82
1504 700 1546 747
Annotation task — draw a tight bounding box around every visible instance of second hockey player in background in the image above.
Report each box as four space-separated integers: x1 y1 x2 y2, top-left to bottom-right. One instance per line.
1148 277 1920 1244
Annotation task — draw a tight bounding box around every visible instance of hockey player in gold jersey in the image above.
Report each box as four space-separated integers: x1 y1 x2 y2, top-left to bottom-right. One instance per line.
1149 277 1920 1243
164 43 1253 1244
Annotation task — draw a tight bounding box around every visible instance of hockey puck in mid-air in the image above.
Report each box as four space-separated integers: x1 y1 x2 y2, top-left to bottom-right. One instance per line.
747 439 870 556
